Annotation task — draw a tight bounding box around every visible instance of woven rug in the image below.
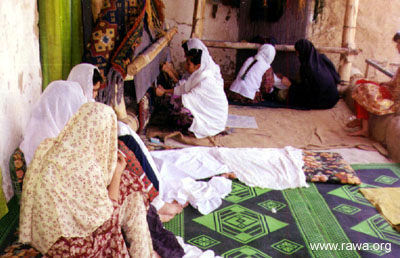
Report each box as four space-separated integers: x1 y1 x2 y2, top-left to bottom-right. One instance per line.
164 164 400 257
83 0 164 104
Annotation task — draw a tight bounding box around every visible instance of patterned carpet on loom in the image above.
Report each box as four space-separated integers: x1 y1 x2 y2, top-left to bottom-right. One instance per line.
164 164 400 258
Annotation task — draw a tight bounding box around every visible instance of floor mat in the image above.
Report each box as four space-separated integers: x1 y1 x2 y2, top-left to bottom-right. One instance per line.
164 164 400 257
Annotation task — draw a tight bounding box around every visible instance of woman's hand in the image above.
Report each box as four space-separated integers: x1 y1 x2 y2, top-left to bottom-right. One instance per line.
115 151 127 175
281 76 292 87
162 62 174 73
155 85 166 96
108 151 127 201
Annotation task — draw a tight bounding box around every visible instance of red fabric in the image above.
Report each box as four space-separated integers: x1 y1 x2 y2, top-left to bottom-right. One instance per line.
354 101 369 120
118 140 159 203
353 79 393 119
260 68 275 94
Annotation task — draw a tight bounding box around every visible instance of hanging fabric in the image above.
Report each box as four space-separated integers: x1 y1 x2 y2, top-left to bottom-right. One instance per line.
250 0 287 23
83 0 165 106
38 0 84 90
313 0 325 21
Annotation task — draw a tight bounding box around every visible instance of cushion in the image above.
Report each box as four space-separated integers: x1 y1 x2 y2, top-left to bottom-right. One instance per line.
1 242 42 257
9 148 27 203
302 151 361 185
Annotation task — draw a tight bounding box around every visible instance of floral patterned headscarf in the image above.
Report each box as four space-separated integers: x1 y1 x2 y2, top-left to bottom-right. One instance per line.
19 102 118 254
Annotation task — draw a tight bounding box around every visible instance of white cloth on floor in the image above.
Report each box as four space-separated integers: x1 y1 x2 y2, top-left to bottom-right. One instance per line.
162 176 231 215
151 146 308 214
177 236 223 258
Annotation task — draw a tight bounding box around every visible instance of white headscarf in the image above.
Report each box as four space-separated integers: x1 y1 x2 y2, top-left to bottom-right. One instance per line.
20 81 87 165
67 63 99 101
230 44 276 99
175 38 228 138
183 38 223 92
19 102 118 253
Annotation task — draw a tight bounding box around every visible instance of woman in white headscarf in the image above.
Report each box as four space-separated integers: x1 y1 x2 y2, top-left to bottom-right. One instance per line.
19 63 102 165
67 63 102 101
155 38 228 138
228 43 289 104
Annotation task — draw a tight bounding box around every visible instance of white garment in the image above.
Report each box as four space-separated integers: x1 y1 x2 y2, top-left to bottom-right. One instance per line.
20 81 87 165
173 38 228 138
230 44 276 99
151 146 308 214
67 63 99 102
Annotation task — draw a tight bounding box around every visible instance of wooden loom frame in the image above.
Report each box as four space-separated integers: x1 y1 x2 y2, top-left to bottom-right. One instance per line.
191 0 360 86
114 26 178 120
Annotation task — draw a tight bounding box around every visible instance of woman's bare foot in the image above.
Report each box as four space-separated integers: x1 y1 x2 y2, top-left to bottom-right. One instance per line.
157 202 183 217
152 250 161 258
159 214 175 223
346 118 361 128
221 172 237 179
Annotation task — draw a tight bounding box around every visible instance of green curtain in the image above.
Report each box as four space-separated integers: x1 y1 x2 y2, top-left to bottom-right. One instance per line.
38 0 84 90
0 168 8 220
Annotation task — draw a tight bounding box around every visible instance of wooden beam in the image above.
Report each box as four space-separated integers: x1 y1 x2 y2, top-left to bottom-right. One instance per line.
338 0 359 84
191 0 206 39
201 40 360 55
365 59 395 78
125 27 178 80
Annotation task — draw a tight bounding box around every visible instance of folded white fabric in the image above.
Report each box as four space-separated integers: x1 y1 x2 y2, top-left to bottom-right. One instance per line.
151 146 308 214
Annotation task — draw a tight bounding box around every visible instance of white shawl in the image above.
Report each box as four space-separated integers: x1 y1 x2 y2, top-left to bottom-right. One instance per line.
67 63 99 102
20 81 87 165
20 63 99 165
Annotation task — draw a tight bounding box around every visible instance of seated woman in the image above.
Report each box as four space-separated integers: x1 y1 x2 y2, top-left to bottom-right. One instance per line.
281 39 340 109
19 102 158 257
20 63 101 165
155 38 228 138
348 31 400 137
228 43 291 104
19 63 182 222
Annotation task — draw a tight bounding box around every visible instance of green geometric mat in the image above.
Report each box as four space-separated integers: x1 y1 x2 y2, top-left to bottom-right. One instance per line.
193 204 288 244
164 163 400 257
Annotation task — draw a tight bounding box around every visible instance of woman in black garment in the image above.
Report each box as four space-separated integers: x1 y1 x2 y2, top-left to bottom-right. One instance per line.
285 39 340 109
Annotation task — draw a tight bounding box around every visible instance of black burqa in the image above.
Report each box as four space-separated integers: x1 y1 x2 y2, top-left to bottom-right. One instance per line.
288 39 340 109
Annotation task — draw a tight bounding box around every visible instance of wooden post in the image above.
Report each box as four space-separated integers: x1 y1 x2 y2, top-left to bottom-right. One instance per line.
191 0 206 39
338 0 359 85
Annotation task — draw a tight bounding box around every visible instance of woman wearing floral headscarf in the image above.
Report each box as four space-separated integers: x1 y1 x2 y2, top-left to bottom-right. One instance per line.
20 63 102 165
155 38 228 138
19 102 158 257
